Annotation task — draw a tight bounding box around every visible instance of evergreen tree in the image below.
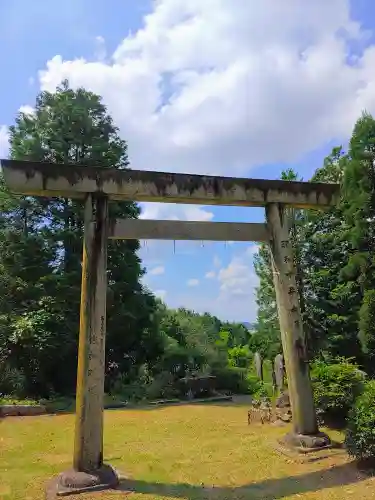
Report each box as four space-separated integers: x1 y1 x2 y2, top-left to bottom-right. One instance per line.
1 81 162 396
251 243 281 359
341 112 375 368
301 147 362 361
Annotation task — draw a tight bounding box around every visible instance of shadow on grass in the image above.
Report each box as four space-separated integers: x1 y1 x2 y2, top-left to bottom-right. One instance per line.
117 462 367 499
44 395 253 415
127 397 251 412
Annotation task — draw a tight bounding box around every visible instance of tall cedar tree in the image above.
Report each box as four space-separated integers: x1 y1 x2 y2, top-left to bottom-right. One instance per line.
342 112 375 369
301 147 363 362
1 81 163 396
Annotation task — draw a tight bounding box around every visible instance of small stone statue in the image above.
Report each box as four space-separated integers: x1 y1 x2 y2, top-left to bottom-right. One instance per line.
254 352 263 381
274 353 285 393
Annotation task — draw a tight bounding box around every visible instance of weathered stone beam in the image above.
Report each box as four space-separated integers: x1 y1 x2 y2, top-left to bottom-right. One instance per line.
0 160 339 208
109 219 270 242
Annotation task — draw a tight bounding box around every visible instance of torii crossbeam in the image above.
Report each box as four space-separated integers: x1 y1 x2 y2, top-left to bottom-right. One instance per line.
1 159 340 497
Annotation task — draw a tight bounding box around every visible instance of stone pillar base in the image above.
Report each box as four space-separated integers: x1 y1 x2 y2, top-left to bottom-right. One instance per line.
45 464 120 498
282 431 332 454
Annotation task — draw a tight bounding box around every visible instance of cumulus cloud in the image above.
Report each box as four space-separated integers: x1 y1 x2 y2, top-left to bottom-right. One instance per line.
37 0 375 180
246 244 261 257
140 202 213 222
149 265 165 275
8 0 375 321
213 255 222 268
0 126 9 158
205 271 216 279
187 278 199 287
163 251 259 321
218 256 258 298
18 105 35 116
154 289 167 300
94 35 107 62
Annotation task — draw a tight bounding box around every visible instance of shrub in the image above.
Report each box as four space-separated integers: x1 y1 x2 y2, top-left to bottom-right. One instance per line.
311 359 365 426
345 380 375 461
211 366 245 394
177 375 216 399
212 366 262 395
246 373 264 396
0 396 38 405
110 364 153 401
227 346 252 368
145 371 179 400
0 362 27 398
252 382 270 401
110 365 180 402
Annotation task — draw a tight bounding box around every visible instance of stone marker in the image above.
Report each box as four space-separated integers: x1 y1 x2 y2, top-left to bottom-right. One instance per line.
274 353 285 392
271 367 277 395
276 391 290 408
254 352 263 381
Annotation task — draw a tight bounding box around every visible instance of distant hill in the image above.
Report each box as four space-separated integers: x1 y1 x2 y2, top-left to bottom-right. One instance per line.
242 322 256 331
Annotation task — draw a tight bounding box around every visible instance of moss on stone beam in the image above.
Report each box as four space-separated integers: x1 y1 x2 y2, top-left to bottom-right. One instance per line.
1 159 340 208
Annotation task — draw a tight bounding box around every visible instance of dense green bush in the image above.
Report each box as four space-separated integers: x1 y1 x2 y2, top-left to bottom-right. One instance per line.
311 359 365 425
110 364 180 402
212 366 262 395
0 361 26 397
345 380 375 461
145 372 179 400
252 382 270 401
227 345 252 368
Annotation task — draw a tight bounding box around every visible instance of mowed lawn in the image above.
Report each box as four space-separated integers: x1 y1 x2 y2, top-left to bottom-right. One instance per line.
1 400 375 500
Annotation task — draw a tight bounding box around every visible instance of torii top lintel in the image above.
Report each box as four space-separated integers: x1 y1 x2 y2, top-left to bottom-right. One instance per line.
0 160 340 209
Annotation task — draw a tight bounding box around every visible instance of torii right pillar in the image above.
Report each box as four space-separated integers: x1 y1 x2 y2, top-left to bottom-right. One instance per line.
266 203 331 451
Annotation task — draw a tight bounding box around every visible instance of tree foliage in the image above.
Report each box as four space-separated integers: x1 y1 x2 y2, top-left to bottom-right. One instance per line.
251 112 375 378
0 82 161 397
3 81 375 411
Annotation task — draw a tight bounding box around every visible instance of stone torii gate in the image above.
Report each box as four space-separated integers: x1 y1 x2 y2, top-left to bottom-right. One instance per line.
1 159 339 497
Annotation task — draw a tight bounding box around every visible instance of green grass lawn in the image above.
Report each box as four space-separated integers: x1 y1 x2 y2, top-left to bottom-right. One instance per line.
1 399 374 500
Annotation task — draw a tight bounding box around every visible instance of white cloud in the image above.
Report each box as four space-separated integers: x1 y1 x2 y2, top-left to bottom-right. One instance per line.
154 289 167 299
218 256 258 298
0 126 9 158
94 35 107 62
37 0 375 179
140 202 213 221
246 244 260 257
213 255 222 268
205 271 216 279
137 202 214 260
18 105 35 116
7 0 375 322
163 251 260 322
187 278 199 287
149 265 165 275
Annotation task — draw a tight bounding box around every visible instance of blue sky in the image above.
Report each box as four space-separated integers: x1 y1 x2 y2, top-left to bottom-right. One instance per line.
1 0 375 322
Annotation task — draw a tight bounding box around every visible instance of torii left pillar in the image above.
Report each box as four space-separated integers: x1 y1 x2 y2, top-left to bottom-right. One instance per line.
266 203 331 451
47 194 119 498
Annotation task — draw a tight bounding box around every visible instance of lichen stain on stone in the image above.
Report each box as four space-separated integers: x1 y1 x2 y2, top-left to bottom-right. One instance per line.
4 159 340 207
107 217 117 238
